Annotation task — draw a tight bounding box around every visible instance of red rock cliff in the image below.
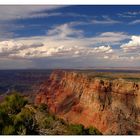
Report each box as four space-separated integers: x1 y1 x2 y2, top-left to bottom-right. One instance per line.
35 70 140 135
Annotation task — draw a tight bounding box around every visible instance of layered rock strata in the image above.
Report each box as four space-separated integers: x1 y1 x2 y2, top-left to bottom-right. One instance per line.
35 70 140 135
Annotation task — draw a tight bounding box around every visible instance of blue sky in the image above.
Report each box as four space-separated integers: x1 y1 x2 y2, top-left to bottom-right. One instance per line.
0 5 140 69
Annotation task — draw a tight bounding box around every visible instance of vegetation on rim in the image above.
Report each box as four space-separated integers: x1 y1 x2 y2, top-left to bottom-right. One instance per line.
0 92 102 135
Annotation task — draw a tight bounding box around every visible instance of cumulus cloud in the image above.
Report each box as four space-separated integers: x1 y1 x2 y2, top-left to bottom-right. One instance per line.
9 45 85 58
0 40 24 53
0 6 140 68
0 36 114 59
104 55 109 59
0 22 138 68
0 23 130 61
0 40 43 54
0 35 139 68
92 46 113 53
1 41 113 59
120 36 140 52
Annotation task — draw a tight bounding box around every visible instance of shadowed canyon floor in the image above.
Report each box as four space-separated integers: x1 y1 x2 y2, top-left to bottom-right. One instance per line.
35 70 140 135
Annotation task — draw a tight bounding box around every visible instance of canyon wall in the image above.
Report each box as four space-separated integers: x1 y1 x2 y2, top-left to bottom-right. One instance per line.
35 70 140 135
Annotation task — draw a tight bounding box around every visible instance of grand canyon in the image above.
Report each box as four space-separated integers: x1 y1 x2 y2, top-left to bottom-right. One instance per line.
0 69 140 135
35 70 140 135
0 5 140 136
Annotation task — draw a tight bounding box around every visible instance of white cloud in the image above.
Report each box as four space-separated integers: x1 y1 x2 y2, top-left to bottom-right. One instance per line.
100 32 126 37
25 12 63 19
120 36 140 52
0 22 139 68
0 39 113 59
117 11 140 18
47 24 84 38
91 32 130 45
0 6 65 20
0 6 139 68
0 23 130 60
0 6 66 40
104 55 109 59
93 46 113 53
0 40 43 54
91 16 121 24
126 11 140 15
0 6 122 41
0 36 114 59
129 19 140 24
47 24 130 45
8 45 86 58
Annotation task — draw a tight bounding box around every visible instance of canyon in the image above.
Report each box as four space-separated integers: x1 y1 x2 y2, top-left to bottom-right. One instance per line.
35 70 140 135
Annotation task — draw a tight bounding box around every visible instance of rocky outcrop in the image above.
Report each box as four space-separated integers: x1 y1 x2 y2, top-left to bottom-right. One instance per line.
35 70 140 135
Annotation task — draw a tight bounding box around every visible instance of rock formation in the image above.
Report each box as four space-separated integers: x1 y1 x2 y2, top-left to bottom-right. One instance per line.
35 70 140 135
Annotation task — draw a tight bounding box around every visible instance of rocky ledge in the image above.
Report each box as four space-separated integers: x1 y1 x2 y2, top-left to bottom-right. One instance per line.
35 70 140 135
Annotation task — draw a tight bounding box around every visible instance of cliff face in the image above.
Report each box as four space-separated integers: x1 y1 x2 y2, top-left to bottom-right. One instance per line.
35 70 140 135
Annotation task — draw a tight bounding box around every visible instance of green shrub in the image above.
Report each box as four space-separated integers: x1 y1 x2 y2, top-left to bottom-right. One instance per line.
67 124 102 135
87 126 102 135
56 118 66 125
16 125 26 135
2 125 15 135
0 110 12 134
38 103 48 112
14 108 36 134
0 93 103 135
0 93 37 135
68 124 85 135
41 115 54 129
1 93 27 114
